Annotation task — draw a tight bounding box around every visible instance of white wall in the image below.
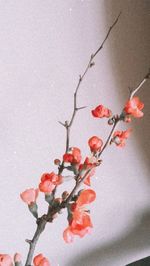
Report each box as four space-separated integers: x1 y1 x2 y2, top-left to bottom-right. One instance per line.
0 1 150 265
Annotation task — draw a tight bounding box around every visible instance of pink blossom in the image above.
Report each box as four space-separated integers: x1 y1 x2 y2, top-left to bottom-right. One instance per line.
124 97 144 118
20 188 39 205
33 254 50 266
0 254 13 266
88 136 103 152
112 129 132 147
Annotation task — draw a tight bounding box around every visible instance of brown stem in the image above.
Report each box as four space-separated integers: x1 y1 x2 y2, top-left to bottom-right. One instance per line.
25 218 47 266
98 120 119 157
24 13 121 266
60 12 122 154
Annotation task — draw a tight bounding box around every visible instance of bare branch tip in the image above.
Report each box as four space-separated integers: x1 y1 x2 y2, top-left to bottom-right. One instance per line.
76 106 87 111
113 11 122 26
58 121 66 127
145 69 150 79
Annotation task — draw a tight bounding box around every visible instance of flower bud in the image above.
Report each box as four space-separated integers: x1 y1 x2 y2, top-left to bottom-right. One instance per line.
62 191 69 200
54 159 61 165
55 198 62 204
108 118 114 125
33 254 51 266
14 253 22 263
88 136 103 153
14 253 22 266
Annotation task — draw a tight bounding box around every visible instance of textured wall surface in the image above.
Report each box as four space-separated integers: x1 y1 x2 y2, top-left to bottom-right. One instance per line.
0 1 150 265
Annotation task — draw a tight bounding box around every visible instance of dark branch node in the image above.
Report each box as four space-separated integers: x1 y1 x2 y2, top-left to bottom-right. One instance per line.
145 70 150 79
58 121 66 127
26 239 32 244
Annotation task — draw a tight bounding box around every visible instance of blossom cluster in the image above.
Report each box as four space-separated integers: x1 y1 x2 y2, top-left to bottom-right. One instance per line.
0 253 51 266
1 96 144 266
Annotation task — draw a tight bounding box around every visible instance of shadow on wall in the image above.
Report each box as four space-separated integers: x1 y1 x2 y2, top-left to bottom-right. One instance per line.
67 1 150 266
105 0 150 167
66 209 150 266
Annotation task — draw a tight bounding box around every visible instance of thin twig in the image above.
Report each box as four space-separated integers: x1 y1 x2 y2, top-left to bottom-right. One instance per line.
92 12 122 58
98 120 119 157
25 13 121 266
61 11 122 154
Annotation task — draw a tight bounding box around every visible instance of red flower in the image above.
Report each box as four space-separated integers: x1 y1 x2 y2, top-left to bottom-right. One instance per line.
63 213 93 243
79 157 96 186
39 172 63 193
63 154 74 163
88 136 103 152
112 129 132 147
83 169 95 186
63 147 82 164
63 189 96 243
33 254 50 266
124 97 144 118
92 105 112 118
76 189 96 206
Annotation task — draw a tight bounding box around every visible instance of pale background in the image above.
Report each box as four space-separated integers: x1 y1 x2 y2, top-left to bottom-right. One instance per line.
0 1 150 266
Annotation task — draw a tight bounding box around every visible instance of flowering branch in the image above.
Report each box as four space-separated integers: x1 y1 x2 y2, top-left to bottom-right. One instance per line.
62 69 150 203
25 70 149 265
2 11 149 266
24 13 150 265
23 13 122 266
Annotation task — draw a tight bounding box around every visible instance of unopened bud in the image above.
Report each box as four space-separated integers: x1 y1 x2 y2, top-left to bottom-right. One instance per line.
14 253 22 266
62 191 69 200
54 159 61 165
108 118 114 125
53 198 62 207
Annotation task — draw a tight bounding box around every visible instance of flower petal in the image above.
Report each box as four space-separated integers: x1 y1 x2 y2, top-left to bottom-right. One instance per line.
77 189 96 206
